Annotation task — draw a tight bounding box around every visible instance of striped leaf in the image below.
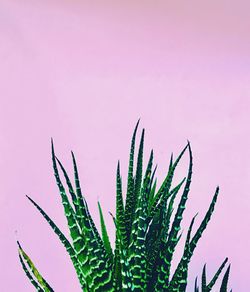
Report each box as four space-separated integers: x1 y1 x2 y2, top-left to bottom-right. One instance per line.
124 120 140 245
26 195 86 289
149 143 189 217
97 201 113 261
18 241 53 291
18 123 231 292
168 187 220 291
18 251 43 291
70 151 113 291
160 143 193 285
112 161 125 291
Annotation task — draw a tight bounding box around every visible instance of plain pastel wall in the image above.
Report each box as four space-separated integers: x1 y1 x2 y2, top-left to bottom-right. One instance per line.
1 1 250 291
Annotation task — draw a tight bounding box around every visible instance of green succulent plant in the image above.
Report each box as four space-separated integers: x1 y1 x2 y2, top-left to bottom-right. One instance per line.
17 121 231 291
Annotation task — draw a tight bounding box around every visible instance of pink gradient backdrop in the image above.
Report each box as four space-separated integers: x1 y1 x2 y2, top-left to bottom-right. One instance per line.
1 1 250 291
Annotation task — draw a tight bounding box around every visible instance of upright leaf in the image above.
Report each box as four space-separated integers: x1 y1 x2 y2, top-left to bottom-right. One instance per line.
169 187 220 291
162 142 193 284
202 264 207 292
220 265 231 292
124 120 140 244
97 201 113 261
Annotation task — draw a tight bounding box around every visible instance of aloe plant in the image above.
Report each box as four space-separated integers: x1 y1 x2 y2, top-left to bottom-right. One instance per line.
17 121 231 291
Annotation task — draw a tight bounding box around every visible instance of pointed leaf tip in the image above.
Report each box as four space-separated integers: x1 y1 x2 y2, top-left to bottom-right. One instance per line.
51 139 56 156
133 119 140 132
17 240 21 249
109 211 116 225
134 119 140 132
109 211 114 218
26 195 34 203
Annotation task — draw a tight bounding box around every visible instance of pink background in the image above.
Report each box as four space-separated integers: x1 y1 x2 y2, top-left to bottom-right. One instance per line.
1 1 250 291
